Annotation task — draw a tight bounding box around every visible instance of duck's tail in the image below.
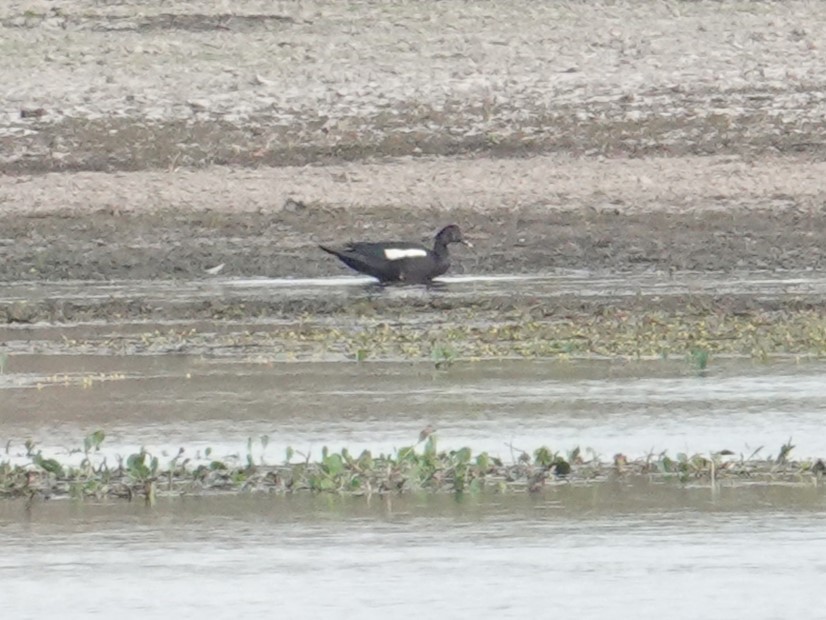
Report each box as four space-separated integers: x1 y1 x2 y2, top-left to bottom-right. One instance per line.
318 244 341 257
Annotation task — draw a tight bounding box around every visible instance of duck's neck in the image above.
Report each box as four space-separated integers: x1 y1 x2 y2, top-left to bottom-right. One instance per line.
432 237 450 258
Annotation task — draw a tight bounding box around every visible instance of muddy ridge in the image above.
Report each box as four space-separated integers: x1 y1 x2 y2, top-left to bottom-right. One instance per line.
2 203 825 282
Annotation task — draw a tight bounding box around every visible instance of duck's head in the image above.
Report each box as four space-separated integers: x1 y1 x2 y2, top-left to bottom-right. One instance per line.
436 224 473 248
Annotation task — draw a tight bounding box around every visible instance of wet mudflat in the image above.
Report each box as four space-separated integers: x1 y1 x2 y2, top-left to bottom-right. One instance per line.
3 490 826 619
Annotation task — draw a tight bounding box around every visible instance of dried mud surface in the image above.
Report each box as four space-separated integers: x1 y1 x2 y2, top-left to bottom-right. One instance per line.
2 0 826 319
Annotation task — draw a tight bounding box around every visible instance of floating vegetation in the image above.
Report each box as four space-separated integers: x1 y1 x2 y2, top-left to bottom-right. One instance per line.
2 434 824 504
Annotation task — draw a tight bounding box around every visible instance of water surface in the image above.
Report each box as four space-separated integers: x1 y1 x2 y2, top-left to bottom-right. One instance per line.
3 355 825 466
2 487 825 619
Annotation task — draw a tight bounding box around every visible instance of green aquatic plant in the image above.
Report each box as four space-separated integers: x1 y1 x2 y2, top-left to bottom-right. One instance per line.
126 449 158 483
83 430 106 456
689 346 710 373
532 446 571 476
3 429 825 503
32 452 63 477
431 343 456 369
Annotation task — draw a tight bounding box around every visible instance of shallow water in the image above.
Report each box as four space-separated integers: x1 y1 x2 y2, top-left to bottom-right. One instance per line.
3 488 826 620
3 269 826 309
3 354 825 466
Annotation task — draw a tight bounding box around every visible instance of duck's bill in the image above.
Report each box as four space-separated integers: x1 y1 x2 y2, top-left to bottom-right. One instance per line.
461 239 474 248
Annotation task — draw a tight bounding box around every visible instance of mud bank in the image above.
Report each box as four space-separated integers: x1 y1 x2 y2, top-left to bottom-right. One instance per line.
3 0 826 326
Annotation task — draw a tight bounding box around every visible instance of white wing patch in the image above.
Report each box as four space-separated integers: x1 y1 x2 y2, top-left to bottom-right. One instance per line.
384 248 428 261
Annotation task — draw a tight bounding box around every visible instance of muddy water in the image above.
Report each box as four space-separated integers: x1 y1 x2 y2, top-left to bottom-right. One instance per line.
4 353 826 466
3 489 826 619
4 270 826 309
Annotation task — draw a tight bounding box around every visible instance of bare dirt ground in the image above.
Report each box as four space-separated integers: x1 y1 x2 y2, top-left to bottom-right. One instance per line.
2 0 826 285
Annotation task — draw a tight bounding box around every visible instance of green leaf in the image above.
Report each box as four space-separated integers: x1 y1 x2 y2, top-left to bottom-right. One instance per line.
35 454 63 476
476 452 491 472
322 453 345 476
454 447 472 465
358 450 373 470
126 452 145 470
534 446 554 467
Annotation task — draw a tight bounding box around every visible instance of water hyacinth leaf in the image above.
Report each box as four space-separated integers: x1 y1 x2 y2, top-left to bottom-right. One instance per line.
534 446 554 467
323 453 345 476
35 454 63 476
358 450 373 470
476 452 490 471
454 447 472 465
126 452 144 470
